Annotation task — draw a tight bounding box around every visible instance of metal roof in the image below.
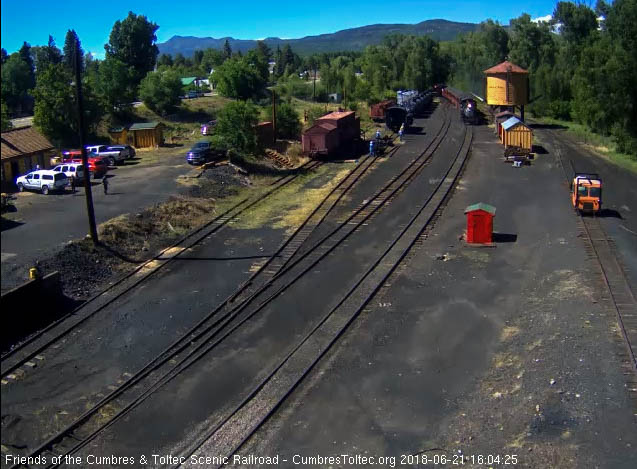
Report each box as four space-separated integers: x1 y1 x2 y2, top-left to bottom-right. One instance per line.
304 122 338 134
129 122 162 130
317 111 355 121
465 203 496 215
501 116 525 131
483 61 529 74
1 126 54 160
181 77 197 85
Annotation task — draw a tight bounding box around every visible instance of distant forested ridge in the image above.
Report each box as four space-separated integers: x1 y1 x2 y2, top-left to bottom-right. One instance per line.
157 19 480 57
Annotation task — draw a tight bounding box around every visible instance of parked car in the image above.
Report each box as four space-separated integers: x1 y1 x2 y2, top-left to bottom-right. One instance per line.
186 140 214 165
16 170 68 194
85 145 126 165
62 156 108 179
186 90 199 99
106 145 136 159
52 163 86 180
201 120 217 135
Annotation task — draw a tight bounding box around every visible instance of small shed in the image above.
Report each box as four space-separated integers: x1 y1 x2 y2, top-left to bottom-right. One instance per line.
465 203 496 244
108 126 128 145
494 111 517 137
501 117 532 151
128 122 164 148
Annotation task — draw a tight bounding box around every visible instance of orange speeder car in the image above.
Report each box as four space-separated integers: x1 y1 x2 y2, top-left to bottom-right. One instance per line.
571 172 602 214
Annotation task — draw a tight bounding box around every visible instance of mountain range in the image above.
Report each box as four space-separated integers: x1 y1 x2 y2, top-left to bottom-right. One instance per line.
157 19 479 57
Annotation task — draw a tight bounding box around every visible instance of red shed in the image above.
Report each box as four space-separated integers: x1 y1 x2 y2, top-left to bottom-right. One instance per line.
465 203 496 244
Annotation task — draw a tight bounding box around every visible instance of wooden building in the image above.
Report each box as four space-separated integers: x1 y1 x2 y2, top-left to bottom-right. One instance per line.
108 126 128 145
1 126 55 191
127 122 164 148
501 116 533 151
484 61 529 120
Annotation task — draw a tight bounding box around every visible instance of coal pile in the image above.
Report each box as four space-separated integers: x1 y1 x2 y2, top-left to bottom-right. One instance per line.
40 241 121 299
185 165 251 199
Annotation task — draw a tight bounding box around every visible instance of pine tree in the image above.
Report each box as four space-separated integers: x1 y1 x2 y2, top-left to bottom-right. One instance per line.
63 30 83 73
223 39 232 60
18 42 36 89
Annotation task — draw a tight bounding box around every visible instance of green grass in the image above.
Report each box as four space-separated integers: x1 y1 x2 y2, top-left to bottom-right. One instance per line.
530 116 637 174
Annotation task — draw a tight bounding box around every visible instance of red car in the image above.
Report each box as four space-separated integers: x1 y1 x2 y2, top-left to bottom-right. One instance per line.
62 153 108 179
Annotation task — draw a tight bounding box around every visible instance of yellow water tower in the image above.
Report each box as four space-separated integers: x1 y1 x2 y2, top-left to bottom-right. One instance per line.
484 61 529 120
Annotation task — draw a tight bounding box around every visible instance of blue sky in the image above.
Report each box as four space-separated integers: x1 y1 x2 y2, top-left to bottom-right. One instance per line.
1 0 557 56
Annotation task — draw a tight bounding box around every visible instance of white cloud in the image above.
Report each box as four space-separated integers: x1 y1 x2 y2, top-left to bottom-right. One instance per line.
89 51 105 60
532 14 552 24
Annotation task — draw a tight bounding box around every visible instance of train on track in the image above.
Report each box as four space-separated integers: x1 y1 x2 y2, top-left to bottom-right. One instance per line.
436 85 478 124
385 89 434 132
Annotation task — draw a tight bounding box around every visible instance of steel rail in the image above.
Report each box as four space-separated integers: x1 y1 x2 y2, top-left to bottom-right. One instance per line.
8 142 386 469
19 109 451 468
553 142 637 373
1 161 321 378
189 119 473 467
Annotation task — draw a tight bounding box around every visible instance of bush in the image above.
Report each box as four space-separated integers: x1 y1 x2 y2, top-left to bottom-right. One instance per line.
306 105 327 126
276 102 302 139
139 70 182 116
215 101 260 153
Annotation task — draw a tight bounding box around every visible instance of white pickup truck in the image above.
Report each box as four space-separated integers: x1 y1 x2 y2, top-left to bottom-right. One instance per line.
85 145 126 166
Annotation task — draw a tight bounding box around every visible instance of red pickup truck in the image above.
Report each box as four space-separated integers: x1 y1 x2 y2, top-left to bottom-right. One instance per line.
61 150 108 179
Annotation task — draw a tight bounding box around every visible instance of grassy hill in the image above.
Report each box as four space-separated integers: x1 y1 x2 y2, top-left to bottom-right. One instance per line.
157 19 479 57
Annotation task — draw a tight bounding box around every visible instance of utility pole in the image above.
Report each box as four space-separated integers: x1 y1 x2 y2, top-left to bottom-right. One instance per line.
271 88 277 143
74 39 98 243
313 65 316 102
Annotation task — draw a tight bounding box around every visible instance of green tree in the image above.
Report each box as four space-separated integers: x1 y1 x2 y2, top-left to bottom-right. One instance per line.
215 101 260 153
105 11 159 86
18 42 36 90
223 39 232 60
1 54 33 114
138 69 182 115
276 101 301 139
1 98 12 131
33 36 62 73
508 14 556 71
63 30 83 73
32 63 102 146
212 56 266 100
97 57 136 113
1 48 7 64
157 53 173 67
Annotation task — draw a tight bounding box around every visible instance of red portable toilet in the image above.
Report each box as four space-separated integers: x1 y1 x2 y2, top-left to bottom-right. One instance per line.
465 203 496 244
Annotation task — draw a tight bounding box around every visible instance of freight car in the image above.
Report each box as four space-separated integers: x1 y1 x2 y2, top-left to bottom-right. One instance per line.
385 106 413 132
370 99 395 121
302 110 361 158
384 89 433 132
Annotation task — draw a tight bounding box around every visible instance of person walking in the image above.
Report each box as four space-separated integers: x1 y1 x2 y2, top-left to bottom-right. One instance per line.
399 123 405 142
375 129 382 140
369 139 375 157
102 176 109 195
70 176 76 193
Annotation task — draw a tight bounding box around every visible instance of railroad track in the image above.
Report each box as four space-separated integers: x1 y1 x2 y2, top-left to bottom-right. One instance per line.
553 145 637 376
182 115 473 467
4 108 453 468
1 160 321 378
1 147 385 469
